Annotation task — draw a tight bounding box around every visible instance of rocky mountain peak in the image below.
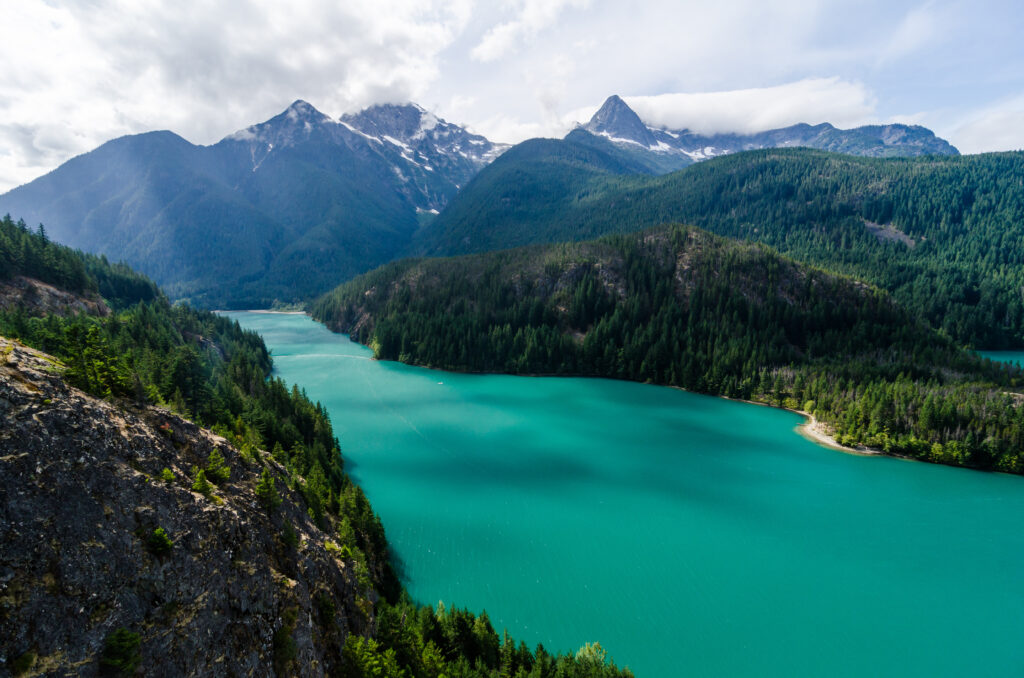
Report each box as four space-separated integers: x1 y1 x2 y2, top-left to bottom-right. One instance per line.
282 99 330 123
583 95 658 147
225 99 335 146
340 103 433 142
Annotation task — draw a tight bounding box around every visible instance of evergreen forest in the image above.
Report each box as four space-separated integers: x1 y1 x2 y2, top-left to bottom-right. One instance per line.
316 224 1024 473
417 145 1024 348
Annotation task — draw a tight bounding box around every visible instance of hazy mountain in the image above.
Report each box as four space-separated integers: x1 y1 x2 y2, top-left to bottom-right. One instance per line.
579 95 959 172
0 100 507 307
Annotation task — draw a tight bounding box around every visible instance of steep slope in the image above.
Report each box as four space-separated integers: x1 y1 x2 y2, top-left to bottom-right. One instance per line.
580 95 958 171
417 148 1024 348
0 101 507 308
0 338 369 675
409 130 657 255
315 224 1024 472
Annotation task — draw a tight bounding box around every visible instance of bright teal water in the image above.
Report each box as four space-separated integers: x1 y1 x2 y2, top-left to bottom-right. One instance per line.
981 350 1024 368
229 312 1024 677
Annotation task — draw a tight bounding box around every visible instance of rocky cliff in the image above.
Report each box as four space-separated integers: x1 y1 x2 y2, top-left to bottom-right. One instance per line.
0 337 369 677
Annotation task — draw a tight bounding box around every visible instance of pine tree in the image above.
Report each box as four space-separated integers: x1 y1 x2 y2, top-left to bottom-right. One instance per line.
256 467 281 512
205 448 230 484
191 468 212 496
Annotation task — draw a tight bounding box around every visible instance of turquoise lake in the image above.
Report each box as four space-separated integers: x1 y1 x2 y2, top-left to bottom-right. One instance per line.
229 312 1024 677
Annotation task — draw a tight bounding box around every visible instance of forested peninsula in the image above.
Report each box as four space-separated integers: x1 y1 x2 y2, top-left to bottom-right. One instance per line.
314 224 1024 473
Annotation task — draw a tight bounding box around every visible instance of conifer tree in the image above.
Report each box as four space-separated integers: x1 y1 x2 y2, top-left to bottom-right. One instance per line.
256 467 281 512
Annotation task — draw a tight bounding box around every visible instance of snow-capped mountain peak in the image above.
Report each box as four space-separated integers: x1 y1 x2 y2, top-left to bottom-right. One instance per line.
583 95 659 148
218 100 508 211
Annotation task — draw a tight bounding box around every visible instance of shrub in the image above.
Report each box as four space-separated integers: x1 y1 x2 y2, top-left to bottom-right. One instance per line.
205 449 230 484
191 468 212 496
146 527 173 556
100 627 141 675
159 468 175 484
255 467 281 512
272 607 298 675
282 522 299 551
11 650 36 676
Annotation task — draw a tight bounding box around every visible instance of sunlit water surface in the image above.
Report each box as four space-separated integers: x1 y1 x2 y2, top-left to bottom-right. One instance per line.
229 312 1024 677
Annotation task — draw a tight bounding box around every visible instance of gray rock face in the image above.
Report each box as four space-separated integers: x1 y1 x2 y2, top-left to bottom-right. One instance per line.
581 95 659 148
0 338 368 677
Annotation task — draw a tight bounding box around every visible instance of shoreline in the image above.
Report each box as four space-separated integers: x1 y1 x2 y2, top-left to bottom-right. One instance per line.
712 393 884 457
794 415 882 457
216 309 309 315
290 317 896 461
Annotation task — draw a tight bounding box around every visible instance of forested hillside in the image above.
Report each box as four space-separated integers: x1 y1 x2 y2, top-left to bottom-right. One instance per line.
316 225 1024 473
1 214 160 309
0 221 634 677
417 146 1024 348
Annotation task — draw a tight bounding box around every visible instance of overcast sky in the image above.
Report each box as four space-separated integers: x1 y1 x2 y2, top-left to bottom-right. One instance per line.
1 0 1023 191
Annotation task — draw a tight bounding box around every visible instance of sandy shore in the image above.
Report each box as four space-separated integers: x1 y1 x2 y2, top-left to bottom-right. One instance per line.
713 391 884 457
795 415 882 457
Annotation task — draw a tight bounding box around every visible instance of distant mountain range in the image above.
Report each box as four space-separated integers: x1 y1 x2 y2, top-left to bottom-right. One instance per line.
0 100 506 307
0 96 959 307
578 95 958 173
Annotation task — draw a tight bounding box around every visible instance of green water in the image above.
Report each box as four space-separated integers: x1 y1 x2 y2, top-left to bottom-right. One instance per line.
229 312 1024 677
981 350 1024 368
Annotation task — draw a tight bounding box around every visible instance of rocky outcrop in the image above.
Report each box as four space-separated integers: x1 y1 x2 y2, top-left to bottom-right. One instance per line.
0 276 109 318
0 337 368 677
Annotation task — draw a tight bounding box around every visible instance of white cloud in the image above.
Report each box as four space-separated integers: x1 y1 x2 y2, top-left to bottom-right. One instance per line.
620 79 881 135
471 79 890 145
0 0 471 191
948 95 1024 153
467 115 561 144
877 2 952 64
471 0 591 62
1 0 1022 192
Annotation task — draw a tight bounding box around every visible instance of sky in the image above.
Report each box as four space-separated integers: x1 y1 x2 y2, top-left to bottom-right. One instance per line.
1 0 1023 191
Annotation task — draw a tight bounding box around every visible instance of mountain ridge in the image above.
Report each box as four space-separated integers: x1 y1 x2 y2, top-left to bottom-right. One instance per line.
0 100 508 308
579 94 959 172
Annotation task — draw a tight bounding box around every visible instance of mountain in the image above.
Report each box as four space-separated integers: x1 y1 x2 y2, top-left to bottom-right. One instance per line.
415 147 1024 348
409 129 671 255
579 94 959 172
0 100 507 308
315 224 1024 473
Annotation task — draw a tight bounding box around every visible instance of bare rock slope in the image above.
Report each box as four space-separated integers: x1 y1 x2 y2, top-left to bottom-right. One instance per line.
0 337 368 677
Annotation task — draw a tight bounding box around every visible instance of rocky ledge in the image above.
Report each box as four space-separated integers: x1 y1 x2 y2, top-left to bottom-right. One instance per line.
0 337 368 677
0 277 110 318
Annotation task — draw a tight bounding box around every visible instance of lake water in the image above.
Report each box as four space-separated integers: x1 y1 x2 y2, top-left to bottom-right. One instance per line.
981 350 1024 368
228 312 1024 677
